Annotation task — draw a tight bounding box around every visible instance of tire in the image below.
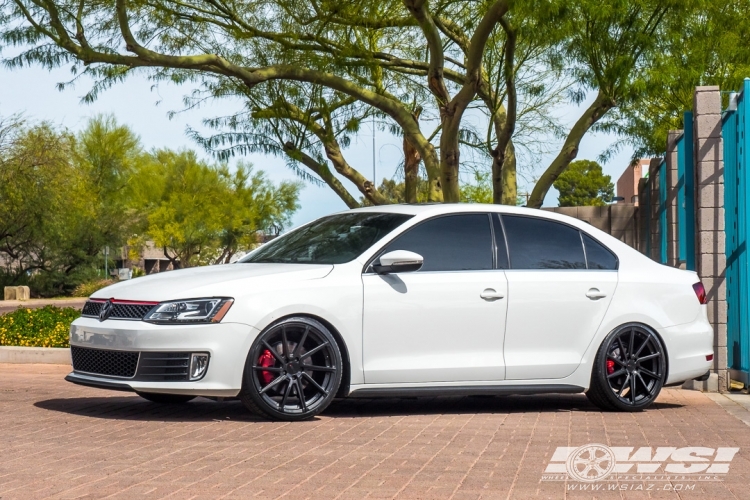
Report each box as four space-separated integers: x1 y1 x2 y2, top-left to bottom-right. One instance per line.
586 323 666 412
136 392 196 404
239 317 343 421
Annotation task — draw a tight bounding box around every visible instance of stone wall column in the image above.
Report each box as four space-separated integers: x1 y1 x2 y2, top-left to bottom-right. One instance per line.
693 85 727 392
666 131 681 267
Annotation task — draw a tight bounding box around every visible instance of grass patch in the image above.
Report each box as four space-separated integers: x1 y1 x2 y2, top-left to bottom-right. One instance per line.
0 306 79 348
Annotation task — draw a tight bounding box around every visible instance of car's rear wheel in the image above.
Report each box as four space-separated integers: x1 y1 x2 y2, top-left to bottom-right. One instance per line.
136 392 196 404
240 317 342 421
586 324 666 412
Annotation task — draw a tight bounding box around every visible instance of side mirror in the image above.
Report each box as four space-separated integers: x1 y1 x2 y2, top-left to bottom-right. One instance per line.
373 250 424 274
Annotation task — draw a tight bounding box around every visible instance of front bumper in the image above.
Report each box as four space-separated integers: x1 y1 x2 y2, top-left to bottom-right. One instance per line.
68 317 257 397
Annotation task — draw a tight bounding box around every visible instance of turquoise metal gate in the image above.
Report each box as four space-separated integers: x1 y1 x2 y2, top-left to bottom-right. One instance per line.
724 79 750 384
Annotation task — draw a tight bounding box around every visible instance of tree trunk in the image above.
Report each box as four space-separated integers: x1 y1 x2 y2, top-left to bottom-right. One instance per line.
527 92 614 208
439 113 462 202
501 141 517 205
403 137 421 204
403 108 423 204
283 143 359 208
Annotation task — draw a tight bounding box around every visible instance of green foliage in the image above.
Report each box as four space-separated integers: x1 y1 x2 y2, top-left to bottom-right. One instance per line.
0 0 738 206
0 114 302 293
0 306 79 348
553 160 614 207
72 279 115 298
130 150 301 267
461 172 494 204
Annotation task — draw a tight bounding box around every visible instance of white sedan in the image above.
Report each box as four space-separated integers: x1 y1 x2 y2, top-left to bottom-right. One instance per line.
67 204 713 420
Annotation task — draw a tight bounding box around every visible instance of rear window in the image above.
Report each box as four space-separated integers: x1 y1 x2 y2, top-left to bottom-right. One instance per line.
502 215 586 270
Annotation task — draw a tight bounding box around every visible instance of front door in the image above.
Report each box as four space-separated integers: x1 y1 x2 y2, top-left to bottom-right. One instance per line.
500 215 618 380
362 213 508 384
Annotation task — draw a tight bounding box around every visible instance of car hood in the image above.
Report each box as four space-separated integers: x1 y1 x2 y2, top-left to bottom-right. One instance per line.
90 263 333 302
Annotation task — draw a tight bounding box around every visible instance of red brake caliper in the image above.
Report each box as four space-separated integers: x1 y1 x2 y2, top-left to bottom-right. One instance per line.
258 349 276 385
606 360 615 375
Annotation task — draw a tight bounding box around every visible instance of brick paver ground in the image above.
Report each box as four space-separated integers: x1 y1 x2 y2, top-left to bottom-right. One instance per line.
2 364 750 499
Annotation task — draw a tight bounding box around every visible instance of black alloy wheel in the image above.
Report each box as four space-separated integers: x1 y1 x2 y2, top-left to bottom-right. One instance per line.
240 317 342 421
136 392 196 404
586 324 666 412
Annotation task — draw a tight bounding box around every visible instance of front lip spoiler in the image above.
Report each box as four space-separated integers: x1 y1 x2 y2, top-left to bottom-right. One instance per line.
65 372 135 393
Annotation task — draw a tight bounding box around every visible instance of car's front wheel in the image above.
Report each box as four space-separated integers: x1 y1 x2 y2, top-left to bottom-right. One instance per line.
240 317 342 421
586 324 666 412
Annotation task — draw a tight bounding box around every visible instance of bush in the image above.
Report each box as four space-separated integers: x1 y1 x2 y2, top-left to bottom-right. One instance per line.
72 279 114 298
0 306 79 348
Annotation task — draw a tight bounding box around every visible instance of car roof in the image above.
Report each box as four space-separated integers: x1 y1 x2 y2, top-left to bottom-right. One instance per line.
338 203 567 218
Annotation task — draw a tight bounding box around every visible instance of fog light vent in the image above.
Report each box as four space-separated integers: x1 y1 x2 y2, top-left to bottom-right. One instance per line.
189 353 210 381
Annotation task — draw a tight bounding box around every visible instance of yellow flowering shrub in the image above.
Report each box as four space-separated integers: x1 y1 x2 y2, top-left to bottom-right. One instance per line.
0 306 79 348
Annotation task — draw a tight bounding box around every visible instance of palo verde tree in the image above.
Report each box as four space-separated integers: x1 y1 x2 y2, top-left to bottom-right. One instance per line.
0 0 709 206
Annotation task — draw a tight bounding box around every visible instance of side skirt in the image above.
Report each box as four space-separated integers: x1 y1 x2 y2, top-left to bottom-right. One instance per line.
347 384 584 399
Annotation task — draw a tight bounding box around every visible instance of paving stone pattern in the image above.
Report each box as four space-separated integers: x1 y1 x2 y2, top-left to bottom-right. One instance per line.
2 364 750 499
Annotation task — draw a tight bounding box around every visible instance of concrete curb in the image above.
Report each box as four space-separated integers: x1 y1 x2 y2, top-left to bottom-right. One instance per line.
0 346 71 364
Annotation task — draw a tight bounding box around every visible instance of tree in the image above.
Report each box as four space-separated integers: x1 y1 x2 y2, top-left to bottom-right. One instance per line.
553 160 614 207
130 150 300 267
0 0 707 207
0 116 137 295
611 0 750 156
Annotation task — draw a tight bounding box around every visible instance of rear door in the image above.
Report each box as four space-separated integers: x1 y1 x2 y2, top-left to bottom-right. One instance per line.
500 215 618 380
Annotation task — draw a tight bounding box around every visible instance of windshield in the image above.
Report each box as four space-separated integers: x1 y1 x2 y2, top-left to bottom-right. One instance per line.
240 212 413 265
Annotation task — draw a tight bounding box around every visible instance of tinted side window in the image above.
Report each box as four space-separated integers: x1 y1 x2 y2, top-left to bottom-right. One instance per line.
583 234 618 270
493 214 509 269
380 214 493 272
503 215 586 270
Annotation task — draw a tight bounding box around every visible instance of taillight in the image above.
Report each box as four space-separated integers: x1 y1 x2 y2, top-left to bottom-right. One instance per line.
693 282 708 305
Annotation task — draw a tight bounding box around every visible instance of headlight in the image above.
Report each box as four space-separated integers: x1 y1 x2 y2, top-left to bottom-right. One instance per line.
143 298 234 324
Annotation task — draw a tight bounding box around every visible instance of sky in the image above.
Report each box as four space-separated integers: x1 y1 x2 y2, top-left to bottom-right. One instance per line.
0 63 636 228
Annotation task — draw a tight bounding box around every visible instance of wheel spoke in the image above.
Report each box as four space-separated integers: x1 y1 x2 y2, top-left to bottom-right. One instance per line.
638 367 659 379
617 336 628 358
302 372 328 396
628 329 635 359
306 365 336 372
299 342 329 360
618 373 631 397
607 355 626 367
281 326 290 360
636 372 652 396
635 335 650 356
607 368 627 379
260 374 288 394
252 365 283 373
296 379 308 412
293 326 310 358
280 378 293 409
630 373 637 403
262 340 285 364
639 352 661 362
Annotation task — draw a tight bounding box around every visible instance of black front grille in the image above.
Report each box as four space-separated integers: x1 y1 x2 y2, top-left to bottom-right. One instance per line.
81 301 154 320
110 303 153 319
81 301 102 317
71 347 195 381
136 352 191 381
71 346 139 378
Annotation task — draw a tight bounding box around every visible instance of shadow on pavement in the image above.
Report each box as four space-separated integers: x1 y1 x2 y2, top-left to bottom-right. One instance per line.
35 393 683 421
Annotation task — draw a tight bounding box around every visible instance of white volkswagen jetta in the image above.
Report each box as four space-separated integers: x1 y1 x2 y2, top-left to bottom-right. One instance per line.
67 204 713 420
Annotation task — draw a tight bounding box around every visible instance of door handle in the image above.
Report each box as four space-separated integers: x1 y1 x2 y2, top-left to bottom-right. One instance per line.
586 288 607 300
480 288 505 301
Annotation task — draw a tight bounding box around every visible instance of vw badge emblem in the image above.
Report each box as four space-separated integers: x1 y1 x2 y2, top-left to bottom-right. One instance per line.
99 299 114 322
